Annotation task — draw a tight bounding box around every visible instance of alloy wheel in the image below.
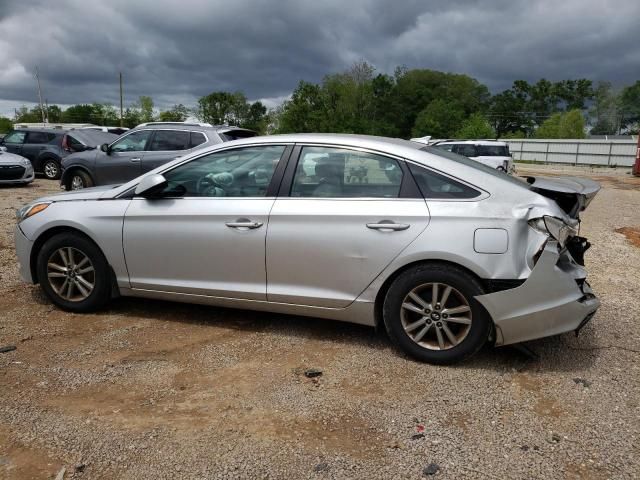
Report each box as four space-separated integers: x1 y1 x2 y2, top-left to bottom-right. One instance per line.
44 161 59 179
46 247 95 302
400 282 472 350
71 175 85 190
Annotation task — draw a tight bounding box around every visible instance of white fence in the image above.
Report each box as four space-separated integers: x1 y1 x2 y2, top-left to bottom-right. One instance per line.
505 139 637 167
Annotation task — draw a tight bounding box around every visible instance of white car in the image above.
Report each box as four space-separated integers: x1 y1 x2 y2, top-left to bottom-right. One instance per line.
431 140 515 174
0 148 34 185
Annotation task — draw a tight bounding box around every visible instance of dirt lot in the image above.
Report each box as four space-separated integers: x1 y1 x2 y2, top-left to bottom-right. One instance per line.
1 168 639 479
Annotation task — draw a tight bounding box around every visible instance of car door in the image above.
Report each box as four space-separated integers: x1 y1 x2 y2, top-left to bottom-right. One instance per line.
141 129 191 174
1 130 26 156
95 130 152 185
266 145 431 308
22 131 58 163
122 144 290 300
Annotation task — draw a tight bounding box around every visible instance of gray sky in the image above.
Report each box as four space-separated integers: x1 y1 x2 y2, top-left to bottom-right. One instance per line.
1 0 638 117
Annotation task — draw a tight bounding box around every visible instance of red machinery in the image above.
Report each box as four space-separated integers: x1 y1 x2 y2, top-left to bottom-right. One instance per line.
634 134 640 176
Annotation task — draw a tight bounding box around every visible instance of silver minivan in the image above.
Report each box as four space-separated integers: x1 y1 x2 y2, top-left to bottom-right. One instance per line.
14 134 600 363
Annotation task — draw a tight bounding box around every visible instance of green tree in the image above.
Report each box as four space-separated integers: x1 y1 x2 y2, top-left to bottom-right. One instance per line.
14 106 43 123
0 116 13 133
620 81 640 132
62 104 96 123
488 88 532 136
535 109 585 138
456 113 495 139
243 101 268 133
411 99 466 138
500 130 527 139
394 69 489 138
276 81 327 133
138 96 155 123
159 104 189 122
589 81 620 135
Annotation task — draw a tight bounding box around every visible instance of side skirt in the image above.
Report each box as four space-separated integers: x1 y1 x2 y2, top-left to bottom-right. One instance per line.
119 287 376 327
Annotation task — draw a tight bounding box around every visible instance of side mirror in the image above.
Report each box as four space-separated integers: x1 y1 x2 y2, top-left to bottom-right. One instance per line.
134 173 168 197
0 146 7 152
100 143 111 154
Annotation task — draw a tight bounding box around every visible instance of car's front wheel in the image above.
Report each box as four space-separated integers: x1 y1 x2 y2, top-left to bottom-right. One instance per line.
69 170 93 190
42 159 61 180
383 263 491 364
36 233 111 312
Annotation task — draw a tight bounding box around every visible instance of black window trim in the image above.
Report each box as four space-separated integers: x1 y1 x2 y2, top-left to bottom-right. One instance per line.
278 143 422 199
121 143 294 200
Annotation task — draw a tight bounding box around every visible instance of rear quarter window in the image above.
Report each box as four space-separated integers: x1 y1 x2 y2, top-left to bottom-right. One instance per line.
408 163 480 199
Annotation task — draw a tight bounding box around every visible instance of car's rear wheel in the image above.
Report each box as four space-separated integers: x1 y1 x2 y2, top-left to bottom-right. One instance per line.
383 263 491 364
36 233 111 312
69 170 93 190
42 159 61 180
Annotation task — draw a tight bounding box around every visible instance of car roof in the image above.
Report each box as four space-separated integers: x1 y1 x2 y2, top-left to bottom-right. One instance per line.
131 122 254 133
13 128 68 134
435 140 507 146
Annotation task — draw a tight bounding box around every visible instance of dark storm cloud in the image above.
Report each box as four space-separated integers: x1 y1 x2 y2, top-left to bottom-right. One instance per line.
0 0 638 113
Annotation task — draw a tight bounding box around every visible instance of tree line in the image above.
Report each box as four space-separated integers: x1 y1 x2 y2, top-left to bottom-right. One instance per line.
2 61 639 139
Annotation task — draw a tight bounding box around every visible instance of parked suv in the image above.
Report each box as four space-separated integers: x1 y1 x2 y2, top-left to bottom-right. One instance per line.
431 140 515 173
0 128 68 179
60 122 257 190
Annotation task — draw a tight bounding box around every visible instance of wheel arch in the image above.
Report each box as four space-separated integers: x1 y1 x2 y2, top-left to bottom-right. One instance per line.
61 165 94 189
29 226 118 296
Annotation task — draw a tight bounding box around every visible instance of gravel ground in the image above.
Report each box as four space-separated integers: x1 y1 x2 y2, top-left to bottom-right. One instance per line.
0 169 639 480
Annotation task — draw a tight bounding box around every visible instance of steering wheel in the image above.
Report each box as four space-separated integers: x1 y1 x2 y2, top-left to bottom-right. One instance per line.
196 172 234 196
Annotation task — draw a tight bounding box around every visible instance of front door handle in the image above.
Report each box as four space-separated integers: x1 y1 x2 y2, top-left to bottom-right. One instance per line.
226 220 264 230
130 157 141 163
366 222 410 231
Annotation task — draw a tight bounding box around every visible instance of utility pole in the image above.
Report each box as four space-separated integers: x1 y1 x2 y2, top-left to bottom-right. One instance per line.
119 72 124 127
35 66 46 125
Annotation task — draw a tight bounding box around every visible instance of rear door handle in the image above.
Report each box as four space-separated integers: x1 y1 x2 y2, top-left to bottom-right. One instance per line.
130 158 141 163
225 220 263 230
366 222 410 231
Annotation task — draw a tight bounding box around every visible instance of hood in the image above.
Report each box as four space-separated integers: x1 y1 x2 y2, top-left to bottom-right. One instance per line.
0 151 30 165
525 176 600 218
35 184 119 203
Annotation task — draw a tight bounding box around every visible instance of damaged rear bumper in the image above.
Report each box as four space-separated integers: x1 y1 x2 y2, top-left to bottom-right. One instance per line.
475 241 600 346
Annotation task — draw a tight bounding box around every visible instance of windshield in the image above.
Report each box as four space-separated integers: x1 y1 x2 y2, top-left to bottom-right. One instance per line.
476 145 510 156
421 146 529 190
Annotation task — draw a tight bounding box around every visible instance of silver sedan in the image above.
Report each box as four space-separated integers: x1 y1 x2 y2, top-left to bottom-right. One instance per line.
14 134 600 363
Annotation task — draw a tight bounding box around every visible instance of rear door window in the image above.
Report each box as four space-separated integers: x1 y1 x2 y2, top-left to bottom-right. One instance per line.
25 131 56 144
456 144 478 157
476 145 510 156
148 130 190 151
291 146 403 198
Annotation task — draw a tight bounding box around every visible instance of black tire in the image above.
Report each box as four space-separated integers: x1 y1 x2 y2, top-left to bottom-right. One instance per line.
68 170 93 190
42 158 61 180
36 233 111 312
383 263 491 364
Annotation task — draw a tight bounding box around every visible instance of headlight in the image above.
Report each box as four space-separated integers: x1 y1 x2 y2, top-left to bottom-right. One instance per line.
528 216 578 248
16 202 51 222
